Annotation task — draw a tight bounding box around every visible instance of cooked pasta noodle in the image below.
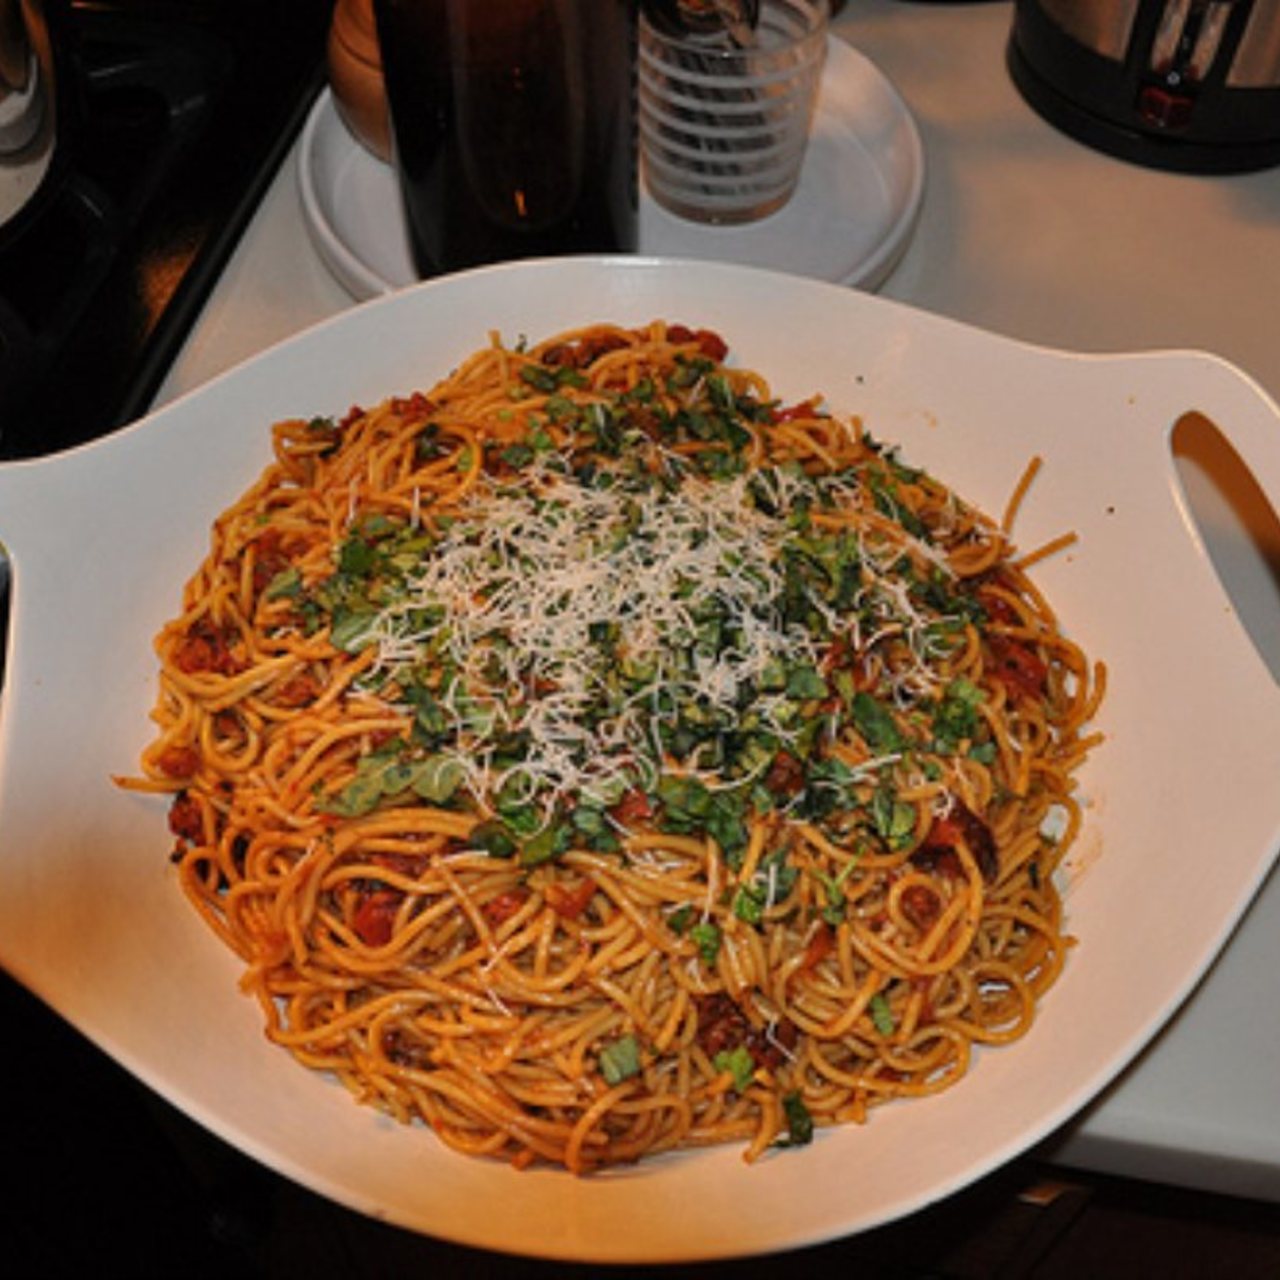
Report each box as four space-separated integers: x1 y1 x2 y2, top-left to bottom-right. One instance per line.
119 321 1104 1172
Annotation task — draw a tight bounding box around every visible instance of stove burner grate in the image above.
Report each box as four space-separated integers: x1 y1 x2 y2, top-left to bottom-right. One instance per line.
0 1 329 461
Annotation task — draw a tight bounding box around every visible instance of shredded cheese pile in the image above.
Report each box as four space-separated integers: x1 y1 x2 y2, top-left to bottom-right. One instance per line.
364 457 825 812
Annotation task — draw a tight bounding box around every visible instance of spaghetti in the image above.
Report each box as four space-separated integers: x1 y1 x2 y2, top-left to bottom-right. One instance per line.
121 321 1104 1171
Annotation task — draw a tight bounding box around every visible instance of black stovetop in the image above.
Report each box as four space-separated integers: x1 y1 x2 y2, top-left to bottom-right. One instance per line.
1 7 330 1254
0 0 332 461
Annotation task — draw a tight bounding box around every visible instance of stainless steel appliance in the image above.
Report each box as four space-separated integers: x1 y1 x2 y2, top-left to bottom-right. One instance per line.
1009 0 1280 171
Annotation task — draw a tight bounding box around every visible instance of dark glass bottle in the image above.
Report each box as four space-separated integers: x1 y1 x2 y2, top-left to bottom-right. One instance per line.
372 0 638 277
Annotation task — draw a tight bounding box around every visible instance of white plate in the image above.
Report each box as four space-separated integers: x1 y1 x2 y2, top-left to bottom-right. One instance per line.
2 258 1279 1264
298 39 925 299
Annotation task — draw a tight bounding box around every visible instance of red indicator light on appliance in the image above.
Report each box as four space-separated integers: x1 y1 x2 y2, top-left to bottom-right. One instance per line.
1137 85 1196 130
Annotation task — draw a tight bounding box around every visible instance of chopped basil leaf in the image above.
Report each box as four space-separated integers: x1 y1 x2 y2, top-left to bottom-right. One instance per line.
871 784 916 848
408 755 466 804
732 885 764 926
471 819 517 859
666 904 695 935
690 921 721 966
264 566 301 600
328 609 377 654
814 855 859 926
518 821 571 867
314 770 384 818
712 1045 755 1092
338 535 377 577
518 364 559 394
599 1034 642 1085
314 754 395 817
932 678 984 753
852 692 904 753
779 1092 814 1147
785 663 828 700
869 993 895 1037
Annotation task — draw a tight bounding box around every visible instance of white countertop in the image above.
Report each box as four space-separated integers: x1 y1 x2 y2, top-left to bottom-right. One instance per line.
158 0 1280 1205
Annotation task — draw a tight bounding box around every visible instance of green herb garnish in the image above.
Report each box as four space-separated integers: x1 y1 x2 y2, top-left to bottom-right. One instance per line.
690 921 722 966
779 1092 814 1147
599 1034 642 1085
869 993 896 1037
712 1045 756 1092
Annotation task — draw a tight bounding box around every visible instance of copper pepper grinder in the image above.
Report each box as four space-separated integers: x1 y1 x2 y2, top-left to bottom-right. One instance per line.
327 0 391 162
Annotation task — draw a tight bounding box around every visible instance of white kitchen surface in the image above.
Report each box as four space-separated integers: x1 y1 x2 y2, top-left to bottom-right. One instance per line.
157 0 1280 1206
